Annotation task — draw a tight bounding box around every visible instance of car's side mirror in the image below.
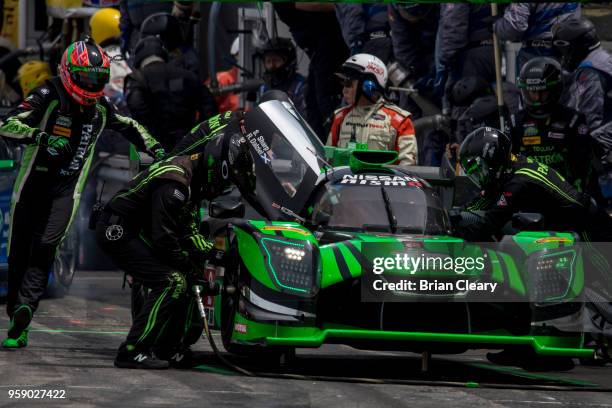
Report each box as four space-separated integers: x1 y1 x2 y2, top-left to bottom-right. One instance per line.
512 212 544 229
209 198 245 219
0 159 14 171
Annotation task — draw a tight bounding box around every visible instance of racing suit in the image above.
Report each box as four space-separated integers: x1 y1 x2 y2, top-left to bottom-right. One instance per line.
125 59 218 151
96 155 207 357
438 4 495 97
0 78 163 318
259 73 307 119
335 4 392 63
509 106 592 191
327 99 417 166
494 3 581 71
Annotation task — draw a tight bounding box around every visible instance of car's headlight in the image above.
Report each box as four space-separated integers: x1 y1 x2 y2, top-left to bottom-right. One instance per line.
528 249 577 303
261 237 319 296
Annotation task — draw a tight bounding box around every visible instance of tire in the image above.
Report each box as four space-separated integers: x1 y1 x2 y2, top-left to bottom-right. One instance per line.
46 228 78 299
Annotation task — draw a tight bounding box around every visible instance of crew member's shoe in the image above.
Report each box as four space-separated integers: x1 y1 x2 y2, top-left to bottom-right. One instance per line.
155 346 207 369
2 305 32 349
114 345 169 369
2 330 28 349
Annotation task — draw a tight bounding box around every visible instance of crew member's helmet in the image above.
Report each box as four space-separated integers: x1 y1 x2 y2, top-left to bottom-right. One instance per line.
133 36 169 69
517 57 563 117
141 12 185 51
257 37 297 88
338 53 388 101
552 17 600 72
59 38 110 106
17 60 51 97
459 127 512 188
89 8 121 46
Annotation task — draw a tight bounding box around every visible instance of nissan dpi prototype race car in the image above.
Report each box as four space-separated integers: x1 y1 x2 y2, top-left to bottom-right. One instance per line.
204 100 595 364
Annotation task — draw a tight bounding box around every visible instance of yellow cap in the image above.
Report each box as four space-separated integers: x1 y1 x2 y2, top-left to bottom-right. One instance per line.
89 8 120 45
17 60 51 97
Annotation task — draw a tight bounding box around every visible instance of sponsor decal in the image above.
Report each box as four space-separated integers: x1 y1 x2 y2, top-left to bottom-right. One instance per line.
523 124 539 136
56 115 72 127
372 113 385 121
522 136 541 145
234 323 247 334
578 124 589 135
340 174 422 187
52 125 71 137
366 61 384 76
547 132 565 140
535 237 572 244
261 225 310 236
172 189 185 202
105 224 123 241
40 87 50 95
496 194 507 207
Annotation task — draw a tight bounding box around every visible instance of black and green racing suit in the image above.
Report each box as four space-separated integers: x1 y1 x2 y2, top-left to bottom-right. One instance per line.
96 154 211 360
0 78 163 323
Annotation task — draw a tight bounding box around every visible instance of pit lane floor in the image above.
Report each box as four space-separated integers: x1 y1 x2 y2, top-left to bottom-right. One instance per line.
1 271 612 408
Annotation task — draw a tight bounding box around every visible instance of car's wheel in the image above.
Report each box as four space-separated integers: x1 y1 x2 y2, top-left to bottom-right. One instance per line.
46 228 78 298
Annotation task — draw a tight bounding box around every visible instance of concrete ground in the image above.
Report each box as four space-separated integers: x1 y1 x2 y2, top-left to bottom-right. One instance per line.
0 271 611 408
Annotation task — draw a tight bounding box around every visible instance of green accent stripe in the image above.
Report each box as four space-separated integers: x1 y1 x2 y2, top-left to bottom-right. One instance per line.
173 125 226 156
137 285 171 344
515 169 581 206
115 165 185 200
115 113 157 149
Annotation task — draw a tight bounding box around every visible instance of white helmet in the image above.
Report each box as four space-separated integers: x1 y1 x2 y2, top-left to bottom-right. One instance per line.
230 36 239 57
340 53 388 90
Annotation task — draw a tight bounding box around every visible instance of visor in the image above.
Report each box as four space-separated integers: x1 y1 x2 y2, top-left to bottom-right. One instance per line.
70 66 110 93
461 155 489 188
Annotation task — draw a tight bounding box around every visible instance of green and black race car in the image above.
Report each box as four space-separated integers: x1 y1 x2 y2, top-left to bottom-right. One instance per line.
208 99 594 363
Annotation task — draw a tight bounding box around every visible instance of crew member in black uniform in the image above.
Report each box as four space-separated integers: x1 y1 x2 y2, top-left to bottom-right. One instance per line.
511 57 591 191
0 39 164 349
96 114 256 369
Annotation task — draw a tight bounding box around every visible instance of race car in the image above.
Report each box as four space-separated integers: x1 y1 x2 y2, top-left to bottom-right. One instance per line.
209 99 594 363
0 141 77 299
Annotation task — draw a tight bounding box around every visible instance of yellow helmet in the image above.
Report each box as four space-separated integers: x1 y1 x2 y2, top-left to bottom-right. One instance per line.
18 61 51 97
89 8 121 45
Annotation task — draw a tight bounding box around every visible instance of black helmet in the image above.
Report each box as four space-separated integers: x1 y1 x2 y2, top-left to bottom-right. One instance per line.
257 37 297 87
517 57 563 117
459 127 512 188
133 36 168 69
141 12 185 51
552 17 600 72
449 76 491 107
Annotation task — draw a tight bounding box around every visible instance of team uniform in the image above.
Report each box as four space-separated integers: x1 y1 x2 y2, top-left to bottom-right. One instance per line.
327 99 417 166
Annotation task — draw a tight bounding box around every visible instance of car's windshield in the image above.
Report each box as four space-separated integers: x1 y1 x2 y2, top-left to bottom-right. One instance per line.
311 180 450 234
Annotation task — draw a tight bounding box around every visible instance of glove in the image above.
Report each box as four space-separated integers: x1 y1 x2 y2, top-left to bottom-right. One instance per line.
184 233 214 265
433 66 449 98
413 72 435 93
153 146 166 161
36 132 72 158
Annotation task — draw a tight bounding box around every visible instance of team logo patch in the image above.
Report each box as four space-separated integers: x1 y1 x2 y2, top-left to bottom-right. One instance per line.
105 224 124 241
496 194 508 207
56 115 72 127
577 124 589 135
547 132 565 140
172 189 186 202
372 113 385 120
522 136 541 145
40 87 50 95
52 125 71 137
